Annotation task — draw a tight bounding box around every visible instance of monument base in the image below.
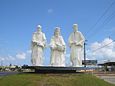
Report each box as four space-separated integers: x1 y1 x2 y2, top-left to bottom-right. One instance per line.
22 66 87 73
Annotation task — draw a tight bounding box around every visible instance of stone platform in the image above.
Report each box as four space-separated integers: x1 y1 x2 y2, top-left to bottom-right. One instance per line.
22 66 87 73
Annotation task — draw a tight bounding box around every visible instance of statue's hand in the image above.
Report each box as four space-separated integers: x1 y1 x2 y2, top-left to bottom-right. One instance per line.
32 42 37 46
71 41 77 45
56 43 61 46
76 43 82 46
57 45 65 52
75 43 79 45
51 46 56 50
37 43 44 48
37 42 40 45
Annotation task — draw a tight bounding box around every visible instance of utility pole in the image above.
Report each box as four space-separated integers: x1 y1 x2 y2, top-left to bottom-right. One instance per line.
84 40 87 68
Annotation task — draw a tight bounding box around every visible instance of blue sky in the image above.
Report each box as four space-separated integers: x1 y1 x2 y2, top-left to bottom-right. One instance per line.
0 0 115 66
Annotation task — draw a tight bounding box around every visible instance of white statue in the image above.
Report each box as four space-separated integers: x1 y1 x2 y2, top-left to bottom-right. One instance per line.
31 25 46 66
68 24 85 67
50 27 66 67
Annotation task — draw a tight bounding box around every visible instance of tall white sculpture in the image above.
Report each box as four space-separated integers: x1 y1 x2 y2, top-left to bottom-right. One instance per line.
31 25 46 66
50 27 66 67
68 24 85 67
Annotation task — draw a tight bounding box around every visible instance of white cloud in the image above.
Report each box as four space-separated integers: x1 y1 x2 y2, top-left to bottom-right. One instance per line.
87 38 115 63
16 52 26 60
48 9 53 13
0 49 31 65
0 57 5 61
8 55 15 61
26 50 32 54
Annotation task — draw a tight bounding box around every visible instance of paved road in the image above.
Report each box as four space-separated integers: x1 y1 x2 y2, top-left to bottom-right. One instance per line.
94 73 115 85
0 72 19 76
99 75 115 84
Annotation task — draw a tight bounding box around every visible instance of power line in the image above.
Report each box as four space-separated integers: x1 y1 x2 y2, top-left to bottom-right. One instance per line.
86 1 115 38
92 40 115 52
88 10 115 39
101 10 115 26
109 29 115 38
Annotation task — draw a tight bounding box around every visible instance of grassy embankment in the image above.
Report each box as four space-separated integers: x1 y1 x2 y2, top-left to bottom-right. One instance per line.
0 73 115 86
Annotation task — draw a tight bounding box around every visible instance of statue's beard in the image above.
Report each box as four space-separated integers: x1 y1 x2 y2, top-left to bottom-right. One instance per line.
55 34 59 37
73 28 78 32
37 31 41 34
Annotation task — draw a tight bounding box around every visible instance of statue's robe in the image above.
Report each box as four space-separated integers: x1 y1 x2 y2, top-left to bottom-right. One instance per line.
50 36 66 66
68 31 85 67
31 32 46 66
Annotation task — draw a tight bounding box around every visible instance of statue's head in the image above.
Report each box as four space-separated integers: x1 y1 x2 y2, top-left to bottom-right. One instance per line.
73 24 78 32
37 25 42 33
54 27 60 37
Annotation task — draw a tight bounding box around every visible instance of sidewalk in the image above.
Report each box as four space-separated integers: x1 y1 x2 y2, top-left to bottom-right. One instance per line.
94 72 115 85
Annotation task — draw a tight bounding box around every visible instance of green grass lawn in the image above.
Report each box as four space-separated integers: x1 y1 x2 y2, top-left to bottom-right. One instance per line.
0 73 115 86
